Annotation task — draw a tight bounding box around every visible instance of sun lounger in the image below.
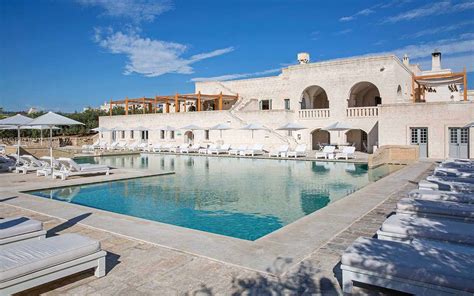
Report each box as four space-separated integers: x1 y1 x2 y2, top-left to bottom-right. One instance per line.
151 144 162 152
287 144 307 158
0 155 16 172
36 156 61 177
377 214 474 247
315 146 335 159
137 142 148 151
335 146 356 160
269 145 289 157
127 141 139 151
396 198 474 222
54 157 110 180
408 189 474 204
428 174 474 185
15 155 47 174
341 237 474 295
434 167 474 178
240 144 264 156
107 142 119 150
158 144 173 152
181 143 201 153
229 145 247 155
170 143 189 153
199 144 218 154
208 143 230 155
0 233 106 294
0 217 46 246
419 178 474 193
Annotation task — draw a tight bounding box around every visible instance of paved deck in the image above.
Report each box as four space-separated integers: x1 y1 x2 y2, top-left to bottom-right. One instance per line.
0 161 432 295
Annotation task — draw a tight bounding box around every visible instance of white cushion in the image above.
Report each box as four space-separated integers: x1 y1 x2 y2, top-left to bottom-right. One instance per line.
0 233 100 282
342 237 474 292
397 198 474 219
0 217 42 240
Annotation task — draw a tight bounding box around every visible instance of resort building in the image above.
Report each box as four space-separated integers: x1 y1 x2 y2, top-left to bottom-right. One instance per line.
99 50 474 160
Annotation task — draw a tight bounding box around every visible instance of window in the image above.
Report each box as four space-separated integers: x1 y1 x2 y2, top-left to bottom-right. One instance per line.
284 99 290 110
121 131 125 139
130 131 134 139
204 129 210 140
259 99 272 110
112 131 116 141
170 131 175 140
141 131 148 141
160 130 165 139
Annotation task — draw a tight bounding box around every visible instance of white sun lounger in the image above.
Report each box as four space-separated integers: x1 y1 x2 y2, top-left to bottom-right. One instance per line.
287 144 307 158
54 158 110 180
396 198 474 222
170 143 189 153
208 143 230 155
36 156 61 177
377 214 474 247
0 217 46 246
268 145 288 157
240 144 264 156
199 144 218 154
428 174 474 185
335 146 356 160
127 141 139 151
159 144 173 152
0 233 107 295
137 142 148 151
419 178 474 193
341 237 474 295
181 143 201 153
151 144 162 152
15 155 47 174
408 189 474 204
434 167 474 178
229 145 247 155
315 146 335 159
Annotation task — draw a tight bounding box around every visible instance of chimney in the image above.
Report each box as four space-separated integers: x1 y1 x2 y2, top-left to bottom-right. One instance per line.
402 54 410 66
431 49 441 71
297 52 310 64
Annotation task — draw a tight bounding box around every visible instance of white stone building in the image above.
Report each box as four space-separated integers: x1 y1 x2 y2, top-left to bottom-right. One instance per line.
99 51 474 160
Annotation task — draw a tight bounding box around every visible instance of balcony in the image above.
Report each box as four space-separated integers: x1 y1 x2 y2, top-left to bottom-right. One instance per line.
298 108 330 119
346 106 379 118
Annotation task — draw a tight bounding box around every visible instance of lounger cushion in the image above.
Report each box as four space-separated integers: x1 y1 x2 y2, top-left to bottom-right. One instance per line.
342 237 474 292
0 217 42 239
397 198 474 219
409 189 474 204
0 233 101 282
380 215 474 245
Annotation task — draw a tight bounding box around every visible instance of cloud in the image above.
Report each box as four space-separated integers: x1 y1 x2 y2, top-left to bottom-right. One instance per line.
339 8 374 22
190 69 280 82
94 29 234 77
310 31 320 41
384 1 474 23
401 20 474 39
334 29 353 35
77 0 172 22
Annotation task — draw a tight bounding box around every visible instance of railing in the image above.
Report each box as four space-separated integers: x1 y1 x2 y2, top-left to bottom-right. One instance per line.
298 108 330 119
346 106 379 118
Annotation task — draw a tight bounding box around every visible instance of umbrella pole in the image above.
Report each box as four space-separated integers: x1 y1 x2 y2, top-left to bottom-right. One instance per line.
50 126 54 179
17 127 20 164
40 129 43 146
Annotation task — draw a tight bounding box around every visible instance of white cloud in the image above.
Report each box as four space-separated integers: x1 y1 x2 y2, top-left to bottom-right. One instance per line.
401 20 474 39
339 0 412 22
384 1 474 23
417 53 474 72
191 69 280 82
94 29 234 77
334 29 353 35
77 0 172 22
339 8 374 22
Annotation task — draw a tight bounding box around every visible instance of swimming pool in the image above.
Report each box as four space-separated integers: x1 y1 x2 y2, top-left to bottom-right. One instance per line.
28 155 401 240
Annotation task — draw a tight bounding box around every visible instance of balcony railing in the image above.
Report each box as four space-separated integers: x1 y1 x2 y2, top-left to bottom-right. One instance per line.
298 108 330 119
346 106 379 118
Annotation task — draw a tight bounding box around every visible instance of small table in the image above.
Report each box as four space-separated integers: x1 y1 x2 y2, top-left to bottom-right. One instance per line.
327 153 335 160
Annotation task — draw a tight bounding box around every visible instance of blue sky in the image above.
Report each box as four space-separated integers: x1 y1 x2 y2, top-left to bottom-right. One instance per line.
1 0 473 112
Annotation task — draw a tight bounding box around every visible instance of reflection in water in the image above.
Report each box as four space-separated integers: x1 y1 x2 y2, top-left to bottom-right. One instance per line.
33 155 401 240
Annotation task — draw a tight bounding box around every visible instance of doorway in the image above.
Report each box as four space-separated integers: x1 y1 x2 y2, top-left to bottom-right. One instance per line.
449 128 469 159
410 127 428 158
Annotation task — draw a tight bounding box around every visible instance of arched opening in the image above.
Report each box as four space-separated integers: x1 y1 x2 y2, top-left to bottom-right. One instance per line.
311 129 330 150
345 129 368 152
301 86 329 109
184 131 194 144
348 82 381 107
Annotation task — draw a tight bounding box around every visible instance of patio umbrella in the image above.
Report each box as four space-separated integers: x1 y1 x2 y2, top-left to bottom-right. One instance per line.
181 124 205 130
0 125 59 146
323 122 352 144
463 122 474 128
209 123 231 138
276 122 307 136
0 114 33 163
159 125 177 131
28 112 83 178
91 127 110 142
240 123 268 139
133 126 149 131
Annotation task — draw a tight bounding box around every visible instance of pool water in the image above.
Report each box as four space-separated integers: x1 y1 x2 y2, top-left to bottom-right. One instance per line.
29 155 401 240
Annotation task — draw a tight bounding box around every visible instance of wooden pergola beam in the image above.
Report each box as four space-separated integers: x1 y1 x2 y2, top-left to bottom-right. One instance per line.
413 71 466 80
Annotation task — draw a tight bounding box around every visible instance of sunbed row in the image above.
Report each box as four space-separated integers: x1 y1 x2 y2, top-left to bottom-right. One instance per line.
0 216 106 294
3 154 109 180
341 158 474 295
82 140 149 152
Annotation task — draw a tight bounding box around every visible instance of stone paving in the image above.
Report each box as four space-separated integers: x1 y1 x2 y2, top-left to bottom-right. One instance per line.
0 162 431 295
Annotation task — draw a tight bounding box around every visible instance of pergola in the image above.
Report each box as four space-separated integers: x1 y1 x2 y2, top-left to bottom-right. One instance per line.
108 92 239 116
411 68 467 102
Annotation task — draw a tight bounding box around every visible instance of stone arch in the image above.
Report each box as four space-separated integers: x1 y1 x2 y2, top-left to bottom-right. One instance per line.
184 131 194 144
311 129 330 150
348 82 381 107
397 85 402 96
345 129 368 152
301 85 329 110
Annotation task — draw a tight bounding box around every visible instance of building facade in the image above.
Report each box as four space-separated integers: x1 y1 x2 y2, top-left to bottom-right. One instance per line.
99 51 474 159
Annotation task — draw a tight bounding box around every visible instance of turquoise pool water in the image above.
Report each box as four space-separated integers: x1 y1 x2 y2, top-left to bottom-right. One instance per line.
28 155 401 240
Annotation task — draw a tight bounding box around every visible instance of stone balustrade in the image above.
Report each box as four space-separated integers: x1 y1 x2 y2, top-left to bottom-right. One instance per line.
346 106 379 118
298 108 330 119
